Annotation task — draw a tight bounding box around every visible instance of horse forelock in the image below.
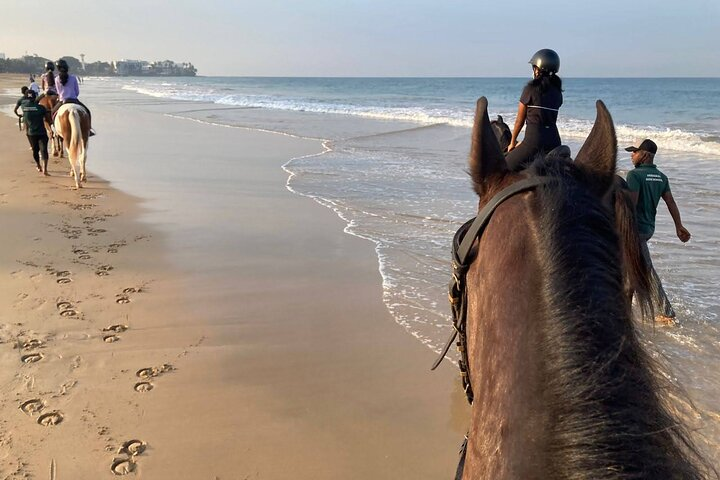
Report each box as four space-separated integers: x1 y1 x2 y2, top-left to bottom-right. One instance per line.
519 158 707 479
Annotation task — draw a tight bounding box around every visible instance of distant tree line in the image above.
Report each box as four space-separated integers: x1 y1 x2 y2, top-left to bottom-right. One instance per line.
0 55 196 77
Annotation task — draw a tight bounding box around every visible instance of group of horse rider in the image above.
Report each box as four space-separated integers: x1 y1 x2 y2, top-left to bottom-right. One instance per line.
13 59 95 175
15 59 94 134
509 48 691 324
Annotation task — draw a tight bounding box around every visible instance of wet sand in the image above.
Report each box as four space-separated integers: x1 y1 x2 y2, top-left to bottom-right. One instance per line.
0 74 466 478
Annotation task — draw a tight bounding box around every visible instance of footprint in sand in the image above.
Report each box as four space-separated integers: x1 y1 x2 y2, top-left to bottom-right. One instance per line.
96 265 114 276
110 458 136 475
56 300 73 310
122 287 140 294
118 439 147 456
115 295 131 304
21 353 44 364
60 308 78 317
103 334 121 343
57 277 72 284
22 339 44 350
20 398 45 416
79 254 92 260
37 411 63 426
103 324 129 333
134 382 154 392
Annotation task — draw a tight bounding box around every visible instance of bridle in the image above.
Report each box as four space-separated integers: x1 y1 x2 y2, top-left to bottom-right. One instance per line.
432 176 551 405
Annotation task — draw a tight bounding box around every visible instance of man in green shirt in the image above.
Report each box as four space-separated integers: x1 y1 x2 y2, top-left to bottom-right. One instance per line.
625 139 691 323
21 90 51 175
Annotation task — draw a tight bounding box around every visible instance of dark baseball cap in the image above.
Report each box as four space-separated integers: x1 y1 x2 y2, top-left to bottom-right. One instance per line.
624 139 657 154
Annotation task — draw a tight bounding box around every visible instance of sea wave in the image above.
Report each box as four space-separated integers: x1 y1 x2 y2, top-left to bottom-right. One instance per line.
122 83 720 157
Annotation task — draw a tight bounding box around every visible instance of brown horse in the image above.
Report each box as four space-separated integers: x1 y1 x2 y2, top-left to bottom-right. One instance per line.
37 94 64 158
454 97 710 479
53 103 90 189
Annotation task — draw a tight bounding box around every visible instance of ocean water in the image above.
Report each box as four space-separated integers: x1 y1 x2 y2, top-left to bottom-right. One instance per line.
4 76 720 455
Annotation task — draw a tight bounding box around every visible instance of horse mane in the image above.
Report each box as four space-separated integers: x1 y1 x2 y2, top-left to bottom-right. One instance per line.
526 157 711 479
611 182 654 321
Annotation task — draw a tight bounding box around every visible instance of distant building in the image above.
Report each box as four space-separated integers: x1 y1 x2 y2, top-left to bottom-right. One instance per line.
112 58 196 76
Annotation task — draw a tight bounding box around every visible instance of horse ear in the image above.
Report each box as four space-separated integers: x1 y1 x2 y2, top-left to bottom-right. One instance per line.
574 100 617 197
469 97 507 195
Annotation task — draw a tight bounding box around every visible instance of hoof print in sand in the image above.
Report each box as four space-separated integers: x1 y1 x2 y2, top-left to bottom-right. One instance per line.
134 381 154 393
103 334 121 343
22 339 44 350
57 277 72 284
21 353 44 364
111 458 136 476
20 398 44 416
95 265 114 276
60 309 78 317
37 411 63 426
79 254 92 260
103 324 129 333
122 287 139 294
115 295 131 304
56 301 73 310
118 439 147 456
136 364 173 380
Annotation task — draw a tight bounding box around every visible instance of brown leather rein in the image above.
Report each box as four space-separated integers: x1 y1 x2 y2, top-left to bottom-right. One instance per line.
432 176 552 405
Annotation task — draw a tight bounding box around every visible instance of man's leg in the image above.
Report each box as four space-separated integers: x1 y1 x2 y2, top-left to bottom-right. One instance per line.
39 136 49 174
640 235 676 318
29 135 42 171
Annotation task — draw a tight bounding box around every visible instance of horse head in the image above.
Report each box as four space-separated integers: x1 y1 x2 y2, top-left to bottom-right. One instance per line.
457 97 708 479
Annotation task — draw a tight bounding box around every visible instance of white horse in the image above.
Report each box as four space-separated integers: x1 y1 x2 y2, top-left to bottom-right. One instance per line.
53 103 90 189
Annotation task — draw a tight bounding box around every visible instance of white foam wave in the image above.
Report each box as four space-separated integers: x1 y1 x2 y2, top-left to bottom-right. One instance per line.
122 83 720 157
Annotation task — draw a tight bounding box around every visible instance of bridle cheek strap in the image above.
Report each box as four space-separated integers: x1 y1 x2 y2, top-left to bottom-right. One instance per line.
431 176 551 404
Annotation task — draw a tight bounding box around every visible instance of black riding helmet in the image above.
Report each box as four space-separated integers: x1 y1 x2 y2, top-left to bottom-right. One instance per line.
529 49 560 74
45 61 55 71
56 58 69 71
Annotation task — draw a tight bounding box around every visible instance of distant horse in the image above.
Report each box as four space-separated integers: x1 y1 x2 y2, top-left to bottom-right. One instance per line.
447 98 709 479
53 103 90 189
37 94 63 158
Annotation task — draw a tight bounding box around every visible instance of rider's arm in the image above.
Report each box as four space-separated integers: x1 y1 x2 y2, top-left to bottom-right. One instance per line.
661 191 691 242
508 102 527 151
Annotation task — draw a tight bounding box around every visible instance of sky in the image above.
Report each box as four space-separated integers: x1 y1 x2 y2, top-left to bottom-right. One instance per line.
1 0 718 77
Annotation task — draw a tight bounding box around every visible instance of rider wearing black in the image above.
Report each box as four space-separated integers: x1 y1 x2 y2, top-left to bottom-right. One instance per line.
506 49 563 171
38 61 58 102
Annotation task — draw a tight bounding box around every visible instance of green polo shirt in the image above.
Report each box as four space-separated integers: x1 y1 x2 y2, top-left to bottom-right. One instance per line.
626 163 670 237
21 102 49 137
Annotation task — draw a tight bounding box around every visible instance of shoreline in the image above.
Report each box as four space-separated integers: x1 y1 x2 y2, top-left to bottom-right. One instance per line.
0 74 466 478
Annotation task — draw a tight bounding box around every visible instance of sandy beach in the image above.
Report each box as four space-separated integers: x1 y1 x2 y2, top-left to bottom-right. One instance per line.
0 74 467 479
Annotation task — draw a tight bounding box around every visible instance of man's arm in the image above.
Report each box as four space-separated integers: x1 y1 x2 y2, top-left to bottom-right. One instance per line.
661 191 691 242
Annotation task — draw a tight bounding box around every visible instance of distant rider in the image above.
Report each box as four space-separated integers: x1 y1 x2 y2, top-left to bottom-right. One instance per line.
28 75 40 95
38 61 58 101
53 58 95 136
506 49 564 171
